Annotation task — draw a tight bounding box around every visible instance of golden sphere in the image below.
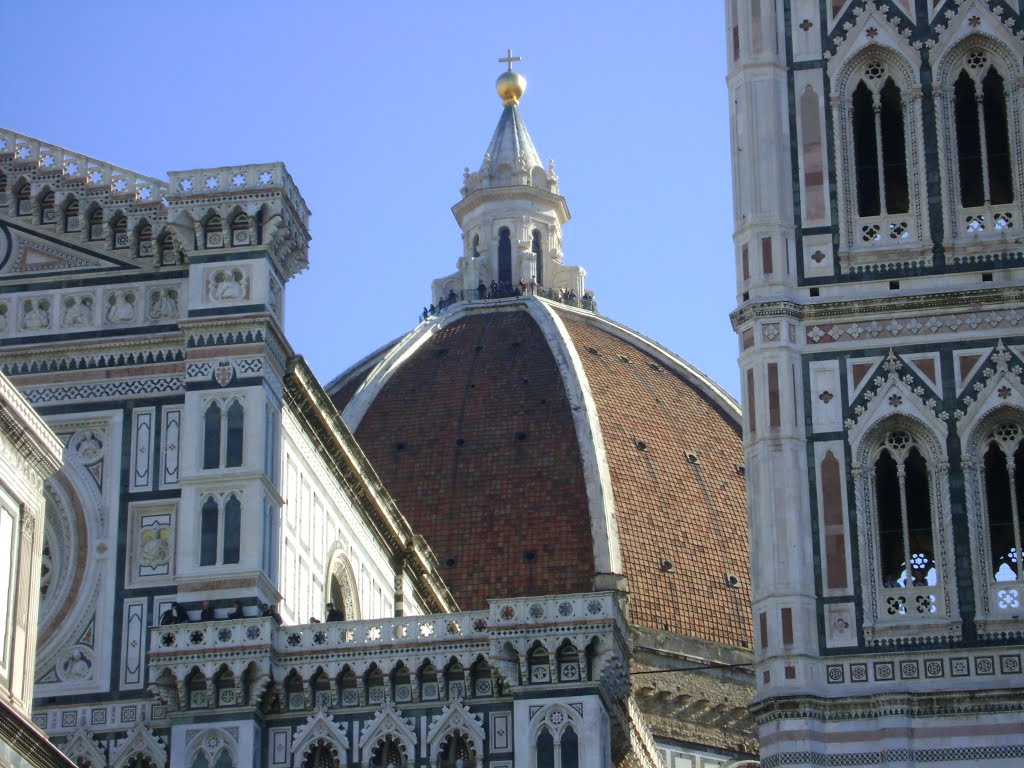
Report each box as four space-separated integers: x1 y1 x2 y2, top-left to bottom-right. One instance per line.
496 70 527 105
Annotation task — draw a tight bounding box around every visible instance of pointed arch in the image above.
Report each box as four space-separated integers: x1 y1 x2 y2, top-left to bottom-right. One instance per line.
358 704 416 768
111 211 129 249
830 41 927 260
63 195 81 232
38 185 56 224
934 33 1022 241
291 709 350 768
427 699 486 768
14 177 32 216
135 218 154 257
325 548 360 621
184 728 239 768
109 724 167 768
86 204 104 241
204 210 225 249
230 210 251 246
849 391 958 643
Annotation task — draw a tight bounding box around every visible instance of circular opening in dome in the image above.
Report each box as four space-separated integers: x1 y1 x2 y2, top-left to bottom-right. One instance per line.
660 559 674 572
443 556 458 568
635 439 648 451
455 438 465 446
686 452 699 464
435 348 448 357
540 398 547 404
515 432 527 442
725 573 741 588
394 442 405 452
511 341 521 348
522 550 538 563
474 345 485 352
522 378 529 384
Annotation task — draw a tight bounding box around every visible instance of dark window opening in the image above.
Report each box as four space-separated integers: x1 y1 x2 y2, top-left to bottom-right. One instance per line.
498 227 512 286
853 81 880 216
223 494 241 565
532 228 543 286
203 403 222 469
200 496 219 566
226 401 244 467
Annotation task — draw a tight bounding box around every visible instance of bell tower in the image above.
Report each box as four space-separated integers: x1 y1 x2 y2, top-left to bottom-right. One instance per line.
727 1 1024 766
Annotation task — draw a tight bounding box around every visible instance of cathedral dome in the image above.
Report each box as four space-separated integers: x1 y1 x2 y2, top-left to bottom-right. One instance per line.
328 298 752 649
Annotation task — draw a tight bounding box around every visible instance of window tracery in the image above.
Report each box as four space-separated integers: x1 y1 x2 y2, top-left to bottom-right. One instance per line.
851 414 957 641
939 40 1022 239
831 46 926 263
962 404 1024 635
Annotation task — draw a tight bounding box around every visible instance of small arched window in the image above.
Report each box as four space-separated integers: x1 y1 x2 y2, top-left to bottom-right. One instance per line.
15 181 31 216
852 65 909 220
498 227 512 287
199 493 242 567
954 51 1014 222
371 736 404 768
136 221 154 258
200 496 219 566
64 197 81 232
205 214 224 249
157 231 176 263
536 730 555 768
39 189 56 224
982 422 1024 583
875 431 936 593
230 213 250 246
87 206 104 240
203 399 244 469
561 727 579 768
112 214 129 249
439 735 472 768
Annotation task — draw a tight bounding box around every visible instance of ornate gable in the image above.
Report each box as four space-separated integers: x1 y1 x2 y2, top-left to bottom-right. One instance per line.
291 708 350 767
109 724 166 768
426 697 486 763
62 727 107 768
358 702 417 764
827 1 921 77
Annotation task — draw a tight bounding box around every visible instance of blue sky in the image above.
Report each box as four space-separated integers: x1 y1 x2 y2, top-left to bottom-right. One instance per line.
3 1 740 398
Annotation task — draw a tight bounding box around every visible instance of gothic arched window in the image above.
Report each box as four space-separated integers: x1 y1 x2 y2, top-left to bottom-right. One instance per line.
536 730 555 768
982 423 1024 583
64 197 80 232
953 51 1015 225
39 189 56 224
561 727 579 768
87 206 104 241
203 399 244 469
15 180 31 216
200 493 242 567
112 213 129 249
136 220 154 258
875 431 936 593
439 734 472 768
852 68 909 220
230 213 250 246
371 736 405 768
498 227 512 286
205 214 224 248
